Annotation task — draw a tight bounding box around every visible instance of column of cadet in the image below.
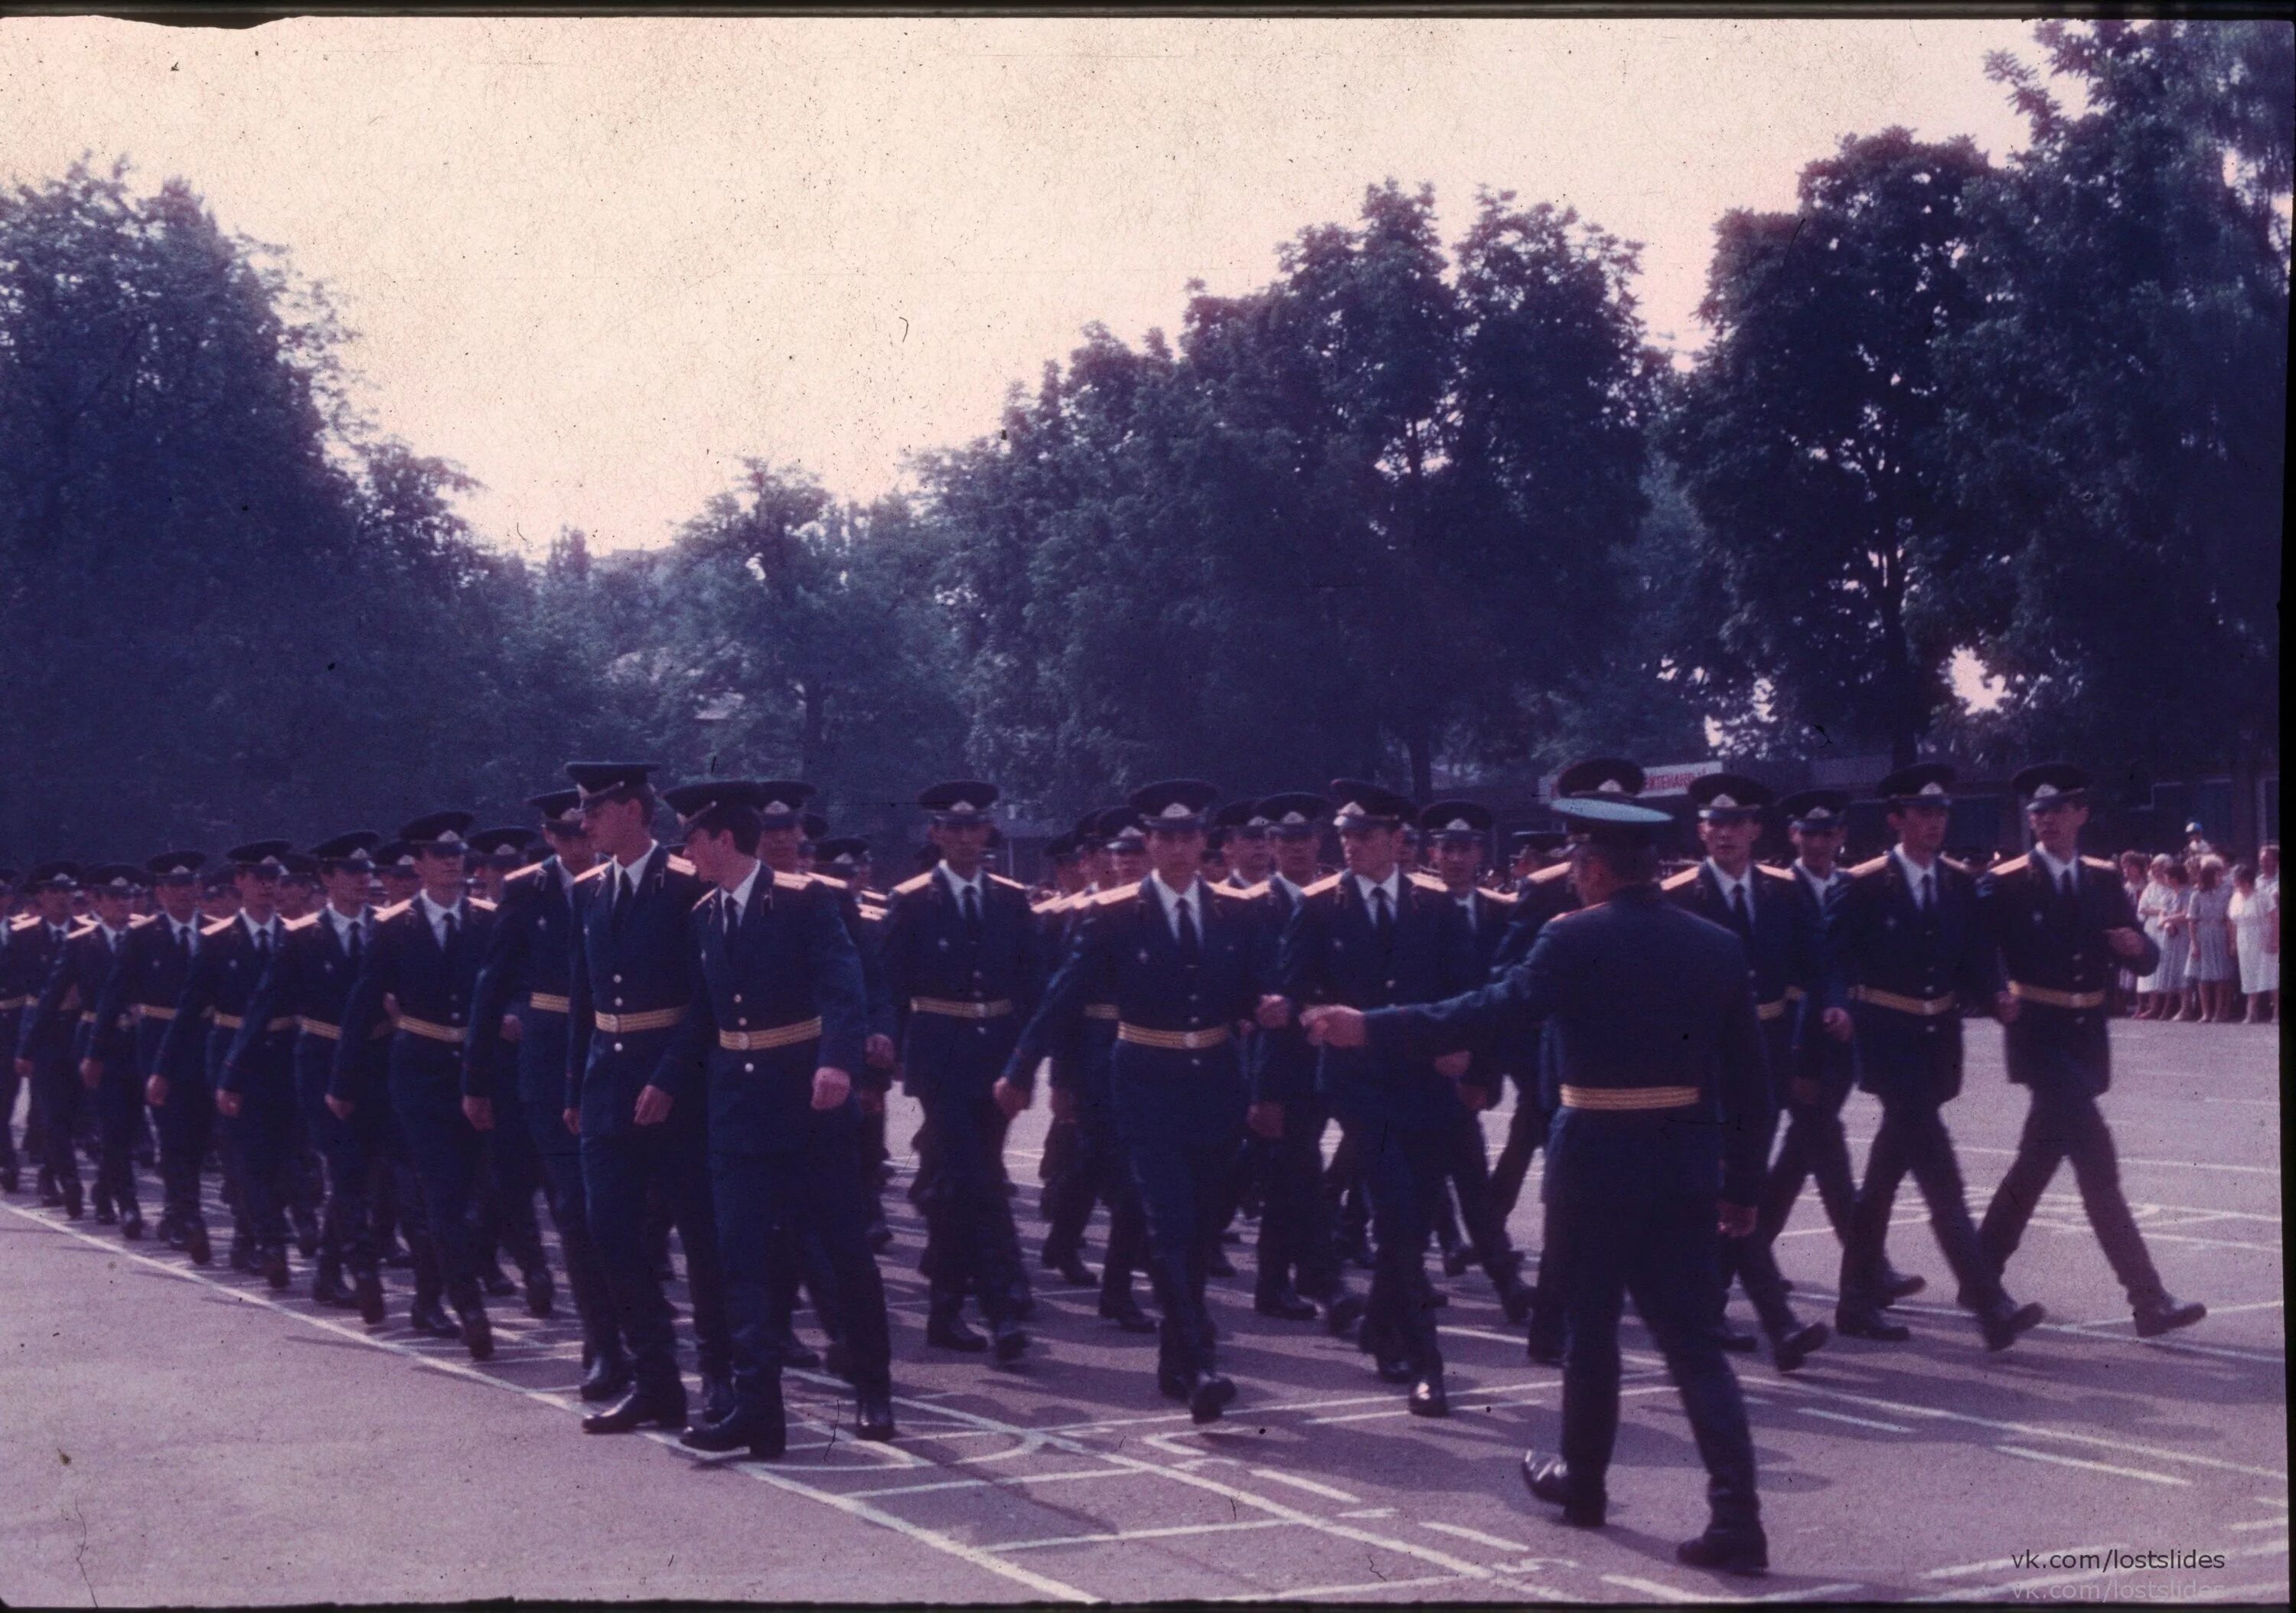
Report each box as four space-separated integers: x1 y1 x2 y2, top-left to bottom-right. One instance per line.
2 756 2206 1554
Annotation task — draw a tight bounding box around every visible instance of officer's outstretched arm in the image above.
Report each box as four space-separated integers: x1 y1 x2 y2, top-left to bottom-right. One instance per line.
1716 981 1770 1209
1365 932 1569 1062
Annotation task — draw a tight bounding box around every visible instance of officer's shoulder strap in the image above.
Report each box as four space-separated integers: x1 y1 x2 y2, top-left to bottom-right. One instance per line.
1990 854 2031 877
1090 883 1141 909
9 913 38 930
67 919 96 938
572 863 610 885
1300 872 1345 899
201 916 238 936
1406 870 1448 895
373 900 413 924
1660 867 1701 893
505 860 546 884
1479 884 1518 906
773 871 812 893
1526 862 1574 886
857 901 887 922
666 854 696 877
987 873 1029 893
282 913 320 932
1030 893 1068 916
1939 855 1971 876
2081 855 2116 873
1757 863 1798 883
892 870 936 896
807 871 850 892
1848 855 1891 879
691 888 719 914
468 896 497 913
128 912 159 929
1212 880 1269 901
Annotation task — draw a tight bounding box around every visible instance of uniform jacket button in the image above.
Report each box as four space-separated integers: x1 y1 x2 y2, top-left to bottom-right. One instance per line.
732 993 742 1004
613 974 623 984
743 1062 755 1073
613 1041 625 1053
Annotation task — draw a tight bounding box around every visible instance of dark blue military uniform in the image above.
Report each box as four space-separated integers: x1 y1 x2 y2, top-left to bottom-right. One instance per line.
1754 857 1867 1252
1363 878 1769 1549
657 859 886 1432
1428 876 1532 1314
90 897 208 1245
566 843 732 1400
18 917 135 1220
336 885 500 1347
882 857 1045 1340
0 907 37 1193
1278 860 1479 1395
468 852 624 1376
1013 866 1272 1406
1247 870 1346 1312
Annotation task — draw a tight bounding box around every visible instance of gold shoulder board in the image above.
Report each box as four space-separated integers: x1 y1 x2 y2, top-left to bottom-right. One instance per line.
773 871 812 893
1660 867 1701 892
892 870 936 896
1848 855 1890 878
1300 873 1345 898
282 913 320 932
988 873 1029 893
374 900 413 923
572 864 610 885
202 916 238 936
1990 854 2030 877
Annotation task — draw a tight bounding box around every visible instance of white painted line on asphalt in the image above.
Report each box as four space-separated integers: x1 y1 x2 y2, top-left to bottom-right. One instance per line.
1420 1520 1534 1553
1212 1572 1466 1601
845 1467 1142 1500
1954 1144 2282 1177
1994 1445 2192 1487
1796 1408 1912 1434
1246 1468 1359 1503
2226 1517 2288 1530
1601 1572 1708 1602
1750 1583 1866 1602
2 1200 1101 1605
1337 1507 1396 1519
1776 1283 2288 1366
987 1518 1299 1553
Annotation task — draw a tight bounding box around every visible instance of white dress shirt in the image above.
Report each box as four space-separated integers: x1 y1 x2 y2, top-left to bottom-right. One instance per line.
1150 871 1204 942
416 891 466 948
722 861 764 927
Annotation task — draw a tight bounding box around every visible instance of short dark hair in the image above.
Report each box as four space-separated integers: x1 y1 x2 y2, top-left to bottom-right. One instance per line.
690 804 763 857
1578 838 1660 886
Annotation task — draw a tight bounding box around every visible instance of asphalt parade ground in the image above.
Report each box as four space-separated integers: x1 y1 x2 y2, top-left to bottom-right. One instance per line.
4 1020 2285 1606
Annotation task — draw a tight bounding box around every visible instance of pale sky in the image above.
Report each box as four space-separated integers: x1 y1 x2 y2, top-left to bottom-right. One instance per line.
2 16 2042 556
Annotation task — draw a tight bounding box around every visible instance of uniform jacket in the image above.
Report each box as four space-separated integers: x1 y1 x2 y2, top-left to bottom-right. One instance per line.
1364 886 1771 1207
467 857 581 1108
334 895 498 1103
160 913 296 1089
1276 868 1480 1129
1821 851 2003 1104
658 867 868 1154
20 920 139 1070
565 845 707 1137
1663 860 1817 1092
1978 851 2157 1099
90 911 207 1084
879 862 1047 1099
232 907 383 1101
7 917 77 1066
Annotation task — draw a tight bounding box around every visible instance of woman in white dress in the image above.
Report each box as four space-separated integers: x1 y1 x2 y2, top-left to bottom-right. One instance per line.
2231 859 2279 1024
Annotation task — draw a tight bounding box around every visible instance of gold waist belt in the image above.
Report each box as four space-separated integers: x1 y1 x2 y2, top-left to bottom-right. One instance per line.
719 1018 823 1053
1756 998 1792 1022
396 1015 468 1046
592 1006 684 1034
135 1004 178 1022
212 1013 298 1033
2008 981 2107 1011
1852 986 1958 1017
0 995 28 1012
1560 1084 1700 1112
909 997 1013 1020
1117 1023 1232 1052
525 992 572 1014
1082 1003 1119 1020
298 1017 392 1043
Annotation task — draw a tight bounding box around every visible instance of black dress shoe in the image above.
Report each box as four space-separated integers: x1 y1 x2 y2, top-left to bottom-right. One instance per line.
1770 1321 1828 1374
409 1298 463 1340
1526 1327 1566 1367
855 1392 897 1442
2133 1295 2207 1338
700 1373 737 1423
680 1408 786 1460
96 1201 118 1226
523 1265 556 1319
927 1314 987 1353
356 1270 386 1327
1375 1356 1415 1385
1050 1252 1096 1288
1189 1373 1237 1425
1880 1265 1926 1301
1716 1322 1759 1353
1677 1526 1768 1576
585 1381 688 1435
61 1184 84 1220
1204 1249 1237 1278
1835 1304 1910 1344
1322 1293 1367 1336
313 1267 358 1310
481 1264 517 1299
580 1352 633 1403
1158 1364 1192 1402
161 1216 188 1249
992 1324 1029 1364
1521 1454 1604 1527
459 1304 494 1362
119 1210 145 1242
1254 1288 1318 1321
185 1223 213 1266
230 1240 257 1274
865 1220 893 1252
0 1161 17 1194
1980 1298 2046 1353
1408 1374 1449 1418
1440 1242 1473 1278
263 1248 291 1291
1498 1279 1535 1326
1100 1296 1157 1334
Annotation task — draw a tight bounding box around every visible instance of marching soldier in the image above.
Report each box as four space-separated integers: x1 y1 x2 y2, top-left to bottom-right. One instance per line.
881 780 1042 1362
88 853 207 1251
1975 764 2205 1338
335 813 501 1358
1305 795 1774 1576
1001 781 1279 1420
1825 763 2045 1351
815 834 898 1247
1277 780 1480 1416
20 865 143 1228
461 824 554 1313
561 762 733 1435
1663 775 1829 1373
657 780 895 1455
161 843 298 1280
469 792 630 1396
8 864 80 1210
1756 793 1923 1303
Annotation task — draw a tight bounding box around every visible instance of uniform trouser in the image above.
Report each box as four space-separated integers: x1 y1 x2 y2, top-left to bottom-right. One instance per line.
1978 1086 2166 1308
1081 1092 1146 1304
582 1118 732 1390
481 1081 549 1278
1326 1122 1369 1250
713 1128 892 1416
1436 1106 1521 1293
1254 1095 1342 1301
527 1098 621 1360
1360 1125 1449 1376
226 1073 298 1256
917 1086 1025 1326
1552 1190 1760 1532
1121 1099 1242 1383
154 1067 214 1228
390 1072 485 1314
1709 1106 1797 1338
1489 1074 1548 1217
285 1102 324 1239
0 1045 21 1172
93 1066 143 1215
1755 1073 1858 1247
1039 1115 1094 1257
1841 1090 2001 1311
31 1056 82 1194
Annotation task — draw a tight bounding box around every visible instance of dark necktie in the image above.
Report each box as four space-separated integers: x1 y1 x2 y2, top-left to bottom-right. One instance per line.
724 894 740 942
1918 871 1935 916
1176 893 1200 964
1730 880 1753 939
255 926 271 965
962 885 983 940
1371 885 1392 940
441 909 458 950
177 924 194 966
347 919 364 968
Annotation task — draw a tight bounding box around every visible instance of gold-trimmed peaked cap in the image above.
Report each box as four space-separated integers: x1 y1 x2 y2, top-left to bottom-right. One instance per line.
1778 789 1851 831
1421 799 1493 844
1874 761 1956 808
1129 779 1219 834
1256 792 1330 839
145 850 209 884
1686 772 1774 823
1551 795 1671 847
565 761 661 805
396 812 475 855
1328 780 1413 831
2011 762 2090 807
1555 756 1645 799
527 789 586 831
225 841 295 874
920 780 999 824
